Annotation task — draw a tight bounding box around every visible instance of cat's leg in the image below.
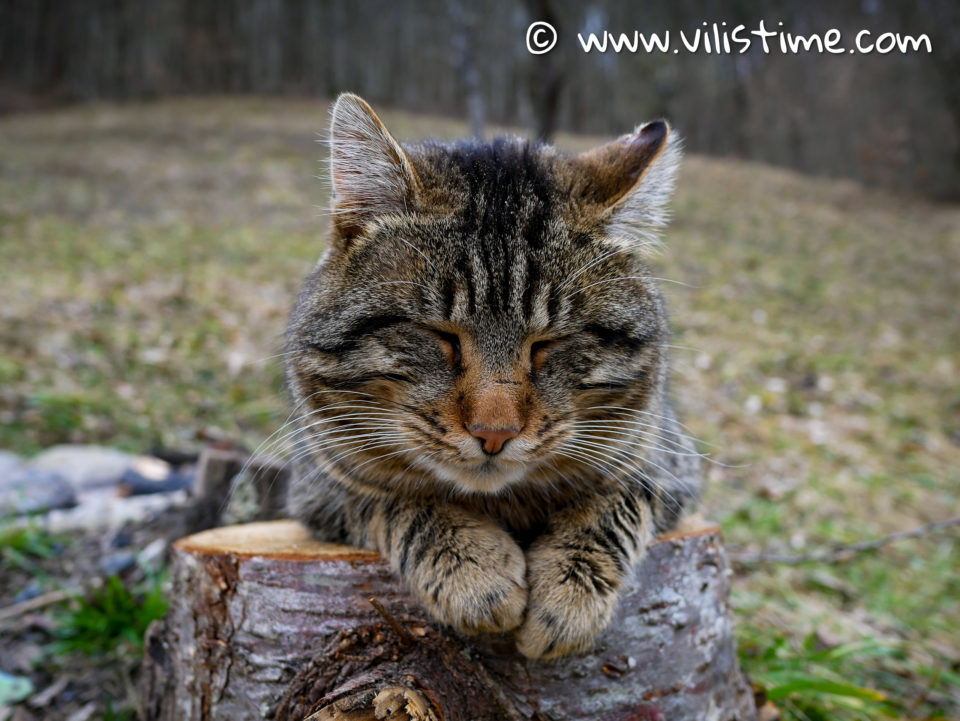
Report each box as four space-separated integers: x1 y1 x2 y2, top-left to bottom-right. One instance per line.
361 497 528 635
515 487 654 659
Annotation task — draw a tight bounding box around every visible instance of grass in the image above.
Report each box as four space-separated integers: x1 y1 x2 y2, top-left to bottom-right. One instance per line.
0 520 66 571
50 572 168 658
742 633 900 720
0 521 164 716
1 97 958 718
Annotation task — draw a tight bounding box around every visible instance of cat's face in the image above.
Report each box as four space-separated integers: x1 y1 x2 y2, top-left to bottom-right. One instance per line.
287 94 680 495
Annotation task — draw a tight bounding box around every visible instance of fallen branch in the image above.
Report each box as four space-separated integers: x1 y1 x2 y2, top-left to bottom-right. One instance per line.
731 515 960 565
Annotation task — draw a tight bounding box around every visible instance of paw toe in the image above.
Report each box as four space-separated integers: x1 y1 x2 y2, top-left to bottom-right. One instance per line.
515 610 595 659
419 531 528 635
472 579 527 633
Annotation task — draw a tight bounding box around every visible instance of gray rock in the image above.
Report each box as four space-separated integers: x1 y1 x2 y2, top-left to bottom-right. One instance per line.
14 581 44 604
100 551 137 576
0 671 34 706
31 444 137 490
42 488 190 533
119 467 193 495
0 467 77 517
0 449 24 477
107 527 134 548
139 537 169 572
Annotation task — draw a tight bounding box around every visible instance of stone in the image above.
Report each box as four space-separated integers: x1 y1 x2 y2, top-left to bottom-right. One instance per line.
0 671 33 706
0 467 77 517
0 450 23 477
107 527 134 548
99 551 137 576
42 488 190 533
13 582 44 604
30 444 137 491
139 537 168 572
132 455 172 481
117 467 193 496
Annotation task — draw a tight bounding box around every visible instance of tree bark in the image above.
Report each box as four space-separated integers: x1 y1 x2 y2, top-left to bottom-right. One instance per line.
141 519 757 721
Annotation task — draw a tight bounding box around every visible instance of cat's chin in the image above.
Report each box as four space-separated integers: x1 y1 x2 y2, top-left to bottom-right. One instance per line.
427 458 530 495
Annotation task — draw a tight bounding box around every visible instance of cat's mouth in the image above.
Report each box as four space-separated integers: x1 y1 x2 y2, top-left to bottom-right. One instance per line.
423 453 530 494
475 457 500 472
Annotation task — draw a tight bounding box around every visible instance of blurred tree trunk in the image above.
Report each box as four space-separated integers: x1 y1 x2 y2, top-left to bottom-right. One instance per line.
522 0 563 142
449 1 485 139
914 0 960 197
0 0 956 197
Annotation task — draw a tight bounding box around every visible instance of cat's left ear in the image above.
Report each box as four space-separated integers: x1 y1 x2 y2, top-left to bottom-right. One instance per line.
328 93 422 240
573 120 681 250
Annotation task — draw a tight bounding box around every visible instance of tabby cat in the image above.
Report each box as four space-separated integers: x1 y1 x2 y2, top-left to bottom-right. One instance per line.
285 94 700 659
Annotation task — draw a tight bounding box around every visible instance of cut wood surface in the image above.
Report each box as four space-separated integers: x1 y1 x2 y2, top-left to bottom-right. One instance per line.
141 519 757 721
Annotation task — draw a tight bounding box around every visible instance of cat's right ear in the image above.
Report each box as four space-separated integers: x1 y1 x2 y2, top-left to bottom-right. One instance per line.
573 120 681 252
328 93 421 241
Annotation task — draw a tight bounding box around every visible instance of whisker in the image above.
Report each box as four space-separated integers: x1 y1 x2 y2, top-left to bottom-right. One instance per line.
274 428 410 473
561 439 687 512
554 246 633 294
570 420 703 448
392 236 438 272
570 430 706 458
568 276 693 297
576 405 710 442
262 411 404 457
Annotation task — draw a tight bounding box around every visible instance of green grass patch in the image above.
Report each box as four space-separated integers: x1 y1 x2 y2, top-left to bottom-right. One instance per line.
50 573 168 658
740 628 955 720
0 521 67 572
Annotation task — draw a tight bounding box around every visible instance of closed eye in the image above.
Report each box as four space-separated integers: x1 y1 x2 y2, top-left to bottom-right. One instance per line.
584 324 648 352
350 314 411 337
530 338 563 370
429 329 462 366
308 314 410 355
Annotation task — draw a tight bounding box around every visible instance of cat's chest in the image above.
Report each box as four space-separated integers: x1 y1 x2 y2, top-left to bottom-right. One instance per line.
456 487 568 540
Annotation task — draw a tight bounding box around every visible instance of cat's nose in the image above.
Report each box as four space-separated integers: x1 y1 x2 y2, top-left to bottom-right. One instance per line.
469 426 520 455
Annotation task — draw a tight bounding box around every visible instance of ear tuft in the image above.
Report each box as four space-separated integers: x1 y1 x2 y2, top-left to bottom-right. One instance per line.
576 120 682 252
328 93 420 238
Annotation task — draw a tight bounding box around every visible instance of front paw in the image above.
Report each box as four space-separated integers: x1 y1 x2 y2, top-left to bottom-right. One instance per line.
515 542 621 659
411 524 527 635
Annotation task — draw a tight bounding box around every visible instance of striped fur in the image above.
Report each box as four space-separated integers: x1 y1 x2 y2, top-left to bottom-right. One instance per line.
285 94 700 658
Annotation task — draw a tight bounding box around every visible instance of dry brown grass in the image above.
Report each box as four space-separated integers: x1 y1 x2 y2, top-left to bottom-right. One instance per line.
1 97 958 718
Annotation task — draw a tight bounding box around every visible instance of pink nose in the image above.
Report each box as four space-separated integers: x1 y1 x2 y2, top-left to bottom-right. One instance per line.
469 426 520 455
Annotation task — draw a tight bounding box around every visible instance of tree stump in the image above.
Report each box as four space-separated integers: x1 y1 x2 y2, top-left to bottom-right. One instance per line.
141 519 757 721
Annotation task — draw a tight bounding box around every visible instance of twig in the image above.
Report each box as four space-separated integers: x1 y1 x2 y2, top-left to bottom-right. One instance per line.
368 596 415 646
0 588 73 622
0 573 110 625
730 515 960 565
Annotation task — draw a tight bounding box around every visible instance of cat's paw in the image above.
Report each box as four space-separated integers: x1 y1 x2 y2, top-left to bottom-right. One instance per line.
413 524 527 635
515 542 621 659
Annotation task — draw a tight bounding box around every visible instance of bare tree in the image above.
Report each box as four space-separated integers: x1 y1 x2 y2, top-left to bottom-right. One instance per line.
0 0 956 196
522 0 563 142
449 1 485 139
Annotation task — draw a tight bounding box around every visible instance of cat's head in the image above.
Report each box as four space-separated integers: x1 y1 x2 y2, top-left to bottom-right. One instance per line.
287 93 681 495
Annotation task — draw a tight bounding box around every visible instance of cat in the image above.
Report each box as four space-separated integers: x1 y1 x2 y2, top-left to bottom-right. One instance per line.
284 93 700 659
